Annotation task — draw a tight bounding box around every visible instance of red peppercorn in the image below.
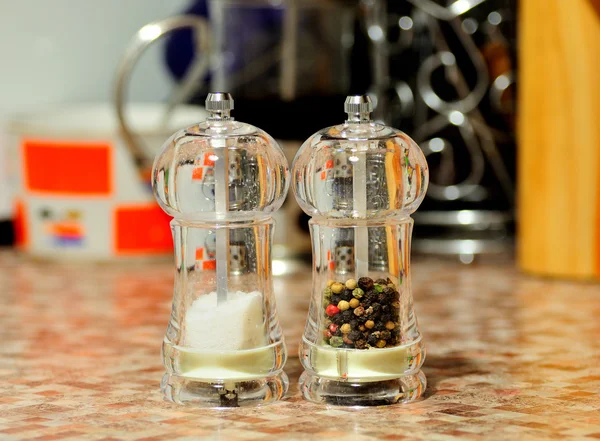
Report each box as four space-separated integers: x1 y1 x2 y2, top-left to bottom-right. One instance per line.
329 323 339 333
326 304 340 317
323 329 332 339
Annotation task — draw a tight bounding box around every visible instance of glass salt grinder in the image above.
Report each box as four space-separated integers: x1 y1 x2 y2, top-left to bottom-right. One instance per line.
292 96 429 406
152 93 290 407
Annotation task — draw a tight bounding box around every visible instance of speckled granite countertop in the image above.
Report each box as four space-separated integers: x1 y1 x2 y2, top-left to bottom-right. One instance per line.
0 250 599 441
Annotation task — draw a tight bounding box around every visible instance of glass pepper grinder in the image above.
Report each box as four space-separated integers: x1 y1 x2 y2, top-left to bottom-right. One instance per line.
292 96 429 406
152 93 290 407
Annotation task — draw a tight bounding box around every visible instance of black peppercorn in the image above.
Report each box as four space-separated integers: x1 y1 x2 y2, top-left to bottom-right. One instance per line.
358 277 374 291
363 290 379 305
340 310 354 323
331 294 342 305
333 328 343 337
374 322 386 332
331 314 344 325
367 334 378 346
380 330 391 340
348 330 361 342
371 303 382 317
350 319 359 330
340 289 354 301
375 278 388 285
383 287 396 302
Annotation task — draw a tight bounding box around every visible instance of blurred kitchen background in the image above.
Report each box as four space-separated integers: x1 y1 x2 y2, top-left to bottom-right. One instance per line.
0 0 597 280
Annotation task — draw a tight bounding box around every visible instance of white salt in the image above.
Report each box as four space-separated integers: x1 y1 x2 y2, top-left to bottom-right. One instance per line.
184 291 265 351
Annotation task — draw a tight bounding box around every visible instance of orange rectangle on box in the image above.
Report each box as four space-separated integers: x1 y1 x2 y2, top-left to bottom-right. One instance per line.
202 260 216 271
195 248 204 260
23 139 112 195
192 167 204 180
13 200 28 248
115 204 172 254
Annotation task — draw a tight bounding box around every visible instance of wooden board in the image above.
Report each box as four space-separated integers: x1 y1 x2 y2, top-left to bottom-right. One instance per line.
518 0 600 279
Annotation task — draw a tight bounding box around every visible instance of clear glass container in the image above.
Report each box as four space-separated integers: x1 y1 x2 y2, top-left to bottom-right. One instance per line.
152 93 290 407
292 96 429 405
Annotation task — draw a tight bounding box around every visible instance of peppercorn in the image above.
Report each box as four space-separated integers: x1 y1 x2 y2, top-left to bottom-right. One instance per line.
331 294 342 305
353 306 365 317
374 322 386 332
333 328 342 337
323 329 332 339
340 323 352 334
343 335 353 345
323 287 333 299
385 321 395 330
340 289 354 301
381 313 393 324
374 284 384 293
383 287 396 301
325 304 340 317
359 325 366 331
367 334 378 346
345 278 357 290
331 282 344 294
375 278 388 285
371 303 382 319
340 310 354 323
392 301 400 310
376 339 386 348
380 331 391 340
358 277 374 291
348 330 361 341
338 300 350 311
349 298 360 309
329 336 343 347
329 323 339 333
364 306 374 316
363 290 379 305
331 313 344 325
365 320 375 329
352 287 364 299
355 339 367 349
349 319 359 329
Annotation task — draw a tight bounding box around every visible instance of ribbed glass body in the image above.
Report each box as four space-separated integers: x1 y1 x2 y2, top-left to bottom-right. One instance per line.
153 94 289 407
292 96 429 405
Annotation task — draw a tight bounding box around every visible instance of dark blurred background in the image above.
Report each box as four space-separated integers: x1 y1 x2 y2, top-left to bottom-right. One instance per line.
6 0 595 280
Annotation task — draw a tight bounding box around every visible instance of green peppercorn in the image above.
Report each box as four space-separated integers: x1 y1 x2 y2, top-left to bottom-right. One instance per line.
374 284 383 293
352 287 364 299
329 336 343 347
323 287 333 299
